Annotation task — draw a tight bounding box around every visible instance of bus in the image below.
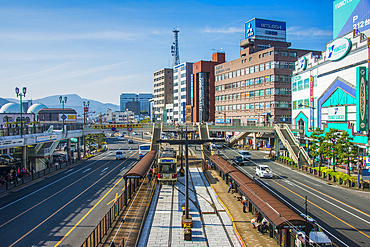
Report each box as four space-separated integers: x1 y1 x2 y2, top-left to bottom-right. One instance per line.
139 144 151 159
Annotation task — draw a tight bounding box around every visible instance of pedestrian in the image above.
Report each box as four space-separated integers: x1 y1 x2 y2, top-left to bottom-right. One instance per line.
227 182 233 193
242 196 247 213
148 171 152 182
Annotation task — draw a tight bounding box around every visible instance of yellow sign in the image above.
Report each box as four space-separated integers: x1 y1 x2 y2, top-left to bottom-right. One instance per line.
94 124 143 129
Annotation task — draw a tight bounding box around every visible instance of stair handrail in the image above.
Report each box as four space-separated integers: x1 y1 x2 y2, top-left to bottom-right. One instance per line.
274 125 298 163
283 124 300 147
284 124 311 166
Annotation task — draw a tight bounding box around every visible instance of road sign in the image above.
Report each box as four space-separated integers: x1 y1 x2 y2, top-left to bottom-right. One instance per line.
127 127 133 132
111 127 116 131
61 114 67 120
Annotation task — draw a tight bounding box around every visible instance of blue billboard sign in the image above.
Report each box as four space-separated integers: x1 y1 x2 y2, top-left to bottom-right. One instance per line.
182 102 186 123
215 119 231 124
245 18 286 41
333 0 370 38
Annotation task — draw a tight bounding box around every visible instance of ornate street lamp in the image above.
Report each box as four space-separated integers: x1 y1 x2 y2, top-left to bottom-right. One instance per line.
83 101 90 125
299 103 316 130
15 87 26 137
59 96 67 132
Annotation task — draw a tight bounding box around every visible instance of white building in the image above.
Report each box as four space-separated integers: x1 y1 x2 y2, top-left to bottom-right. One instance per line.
106 108 136 124
153 68 173 122
173 62 193 123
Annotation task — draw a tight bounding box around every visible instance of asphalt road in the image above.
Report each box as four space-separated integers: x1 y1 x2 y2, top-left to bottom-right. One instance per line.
0 137 150 247
213 147 370 247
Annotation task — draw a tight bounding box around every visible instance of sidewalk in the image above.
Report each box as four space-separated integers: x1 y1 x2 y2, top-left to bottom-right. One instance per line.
204 169 279 247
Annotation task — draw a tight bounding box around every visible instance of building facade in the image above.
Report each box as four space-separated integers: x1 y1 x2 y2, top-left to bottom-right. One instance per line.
191 52 225 123
214 38 319 125
120 93 137 112
153 68 173 122
173 62 193 123
292 30 369 149
125 100 140 115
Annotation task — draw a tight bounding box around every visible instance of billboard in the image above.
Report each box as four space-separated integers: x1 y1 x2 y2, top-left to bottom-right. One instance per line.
245 18 286 41
58 114 77 122
333 0 370 39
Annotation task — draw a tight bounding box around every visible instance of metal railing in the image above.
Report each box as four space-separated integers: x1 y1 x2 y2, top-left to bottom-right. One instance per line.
0 123 84 137
274 125 298 164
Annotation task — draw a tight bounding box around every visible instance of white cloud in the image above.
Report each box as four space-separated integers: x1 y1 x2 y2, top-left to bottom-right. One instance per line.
201 27 243 34
287 26 332 39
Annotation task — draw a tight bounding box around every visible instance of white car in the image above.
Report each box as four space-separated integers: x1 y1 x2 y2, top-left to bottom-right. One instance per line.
255 165 273 178
115 150 126 160
238 150 251 160
133 132 138 135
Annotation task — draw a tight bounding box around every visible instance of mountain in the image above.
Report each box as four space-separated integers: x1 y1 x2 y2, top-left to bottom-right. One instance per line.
3 94 119 116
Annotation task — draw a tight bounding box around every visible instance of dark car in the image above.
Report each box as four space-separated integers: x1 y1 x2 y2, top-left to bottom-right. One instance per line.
128 139 134 144
233 155 244 166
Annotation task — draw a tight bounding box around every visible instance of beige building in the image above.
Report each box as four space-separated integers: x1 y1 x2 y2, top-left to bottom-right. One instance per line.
215 38 320 125
153 68 173 122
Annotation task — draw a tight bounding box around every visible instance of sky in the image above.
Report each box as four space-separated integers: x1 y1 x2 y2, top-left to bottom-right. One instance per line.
0 0 334 105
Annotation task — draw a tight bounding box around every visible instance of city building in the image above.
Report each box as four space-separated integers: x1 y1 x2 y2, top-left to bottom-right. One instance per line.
119 93 137 112
119 93 153 116
125 100 140 115
37 108 77 124
214 18 320 125
292 30 369 150
173 62 193 123
106 108 136 124
190 52 225 123
137 93 154 114
153 68 173 122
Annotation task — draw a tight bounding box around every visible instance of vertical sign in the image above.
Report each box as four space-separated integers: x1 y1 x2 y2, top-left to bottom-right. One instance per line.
357 66 368 131
190 74 194 107
199 72 205 122
163 108 166 122
309 76 314 129
182 102 186 123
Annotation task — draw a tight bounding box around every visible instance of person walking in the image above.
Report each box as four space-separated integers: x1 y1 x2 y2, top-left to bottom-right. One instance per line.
227 182 233 193
242 196 247 213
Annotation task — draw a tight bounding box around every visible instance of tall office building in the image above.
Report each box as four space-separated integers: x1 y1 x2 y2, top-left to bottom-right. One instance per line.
120 93 137 111
153 68 173 122
214 18 320 125
120 93 153 116
137 93 154 113
173 62 193 123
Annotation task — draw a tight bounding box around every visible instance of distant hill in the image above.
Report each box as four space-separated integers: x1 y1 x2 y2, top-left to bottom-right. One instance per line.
4 94 119 116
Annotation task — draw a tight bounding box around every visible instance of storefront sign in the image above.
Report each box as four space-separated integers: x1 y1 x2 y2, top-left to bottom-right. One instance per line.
356 66 368 131
326 38 352 61
215 119 231 124
36 135 57 143
190 74 194 107
328 106 346 120
309 76 314 128
0 138 24 148
58 114 77 122
299 57 307 70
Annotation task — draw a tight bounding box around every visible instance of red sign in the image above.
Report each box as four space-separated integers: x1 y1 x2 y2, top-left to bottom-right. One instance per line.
127 127 133 132
84 107 89 113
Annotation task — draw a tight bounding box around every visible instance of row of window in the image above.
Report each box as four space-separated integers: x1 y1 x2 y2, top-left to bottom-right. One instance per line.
173 88 187 93
154 76 165 82
240 51 297 64
292 98 317 110
154 88 164 93
215 74 291 92
215 101 291 111
292 76 318 92
215 61 295 81
173 80 186 86
174 95 186 100
215 88 291 101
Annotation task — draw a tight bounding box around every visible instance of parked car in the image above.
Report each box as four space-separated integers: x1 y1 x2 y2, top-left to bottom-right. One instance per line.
238 150 251 160
128 139 134 144
233 155 244 166
0 157 9 165
1 154 15 163
255 165 273 178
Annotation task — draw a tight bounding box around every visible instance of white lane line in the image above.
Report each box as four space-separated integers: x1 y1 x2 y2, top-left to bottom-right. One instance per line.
65 169 74 173
120 167 126 171
0 151 115 211
102 167 109 172
83 168 91 173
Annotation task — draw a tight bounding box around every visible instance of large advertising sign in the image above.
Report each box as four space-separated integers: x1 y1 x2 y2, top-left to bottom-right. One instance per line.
356 66 368 131
309 76 314 128
0 138 24 148
328 106 346 120
333 0 370 39
58 114 77 122
199 72 205 121
245 18 286 41
326 38 352 61
190 74 194 107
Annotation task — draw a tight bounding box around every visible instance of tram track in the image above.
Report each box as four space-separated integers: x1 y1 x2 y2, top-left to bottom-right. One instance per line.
168 184 174 247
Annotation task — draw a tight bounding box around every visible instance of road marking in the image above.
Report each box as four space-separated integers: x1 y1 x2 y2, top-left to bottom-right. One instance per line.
0 151 115 212
9 151 138 247
54 178 123 247
102 167 108 172
106 193 119 205
65 169 74 173
271 179 370 240
83 168 91 173
120 167 126 171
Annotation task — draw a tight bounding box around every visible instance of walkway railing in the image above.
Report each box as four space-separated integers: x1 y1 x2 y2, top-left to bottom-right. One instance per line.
0 123 84 137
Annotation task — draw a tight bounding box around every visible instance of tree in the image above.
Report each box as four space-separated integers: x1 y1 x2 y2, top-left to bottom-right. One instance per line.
321 128 341 172
336 131 358 175
308 128 324 168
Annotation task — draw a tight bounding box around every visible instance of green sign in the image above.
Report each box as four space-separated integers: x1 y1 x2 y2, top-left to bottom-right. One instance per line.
356 67 368 131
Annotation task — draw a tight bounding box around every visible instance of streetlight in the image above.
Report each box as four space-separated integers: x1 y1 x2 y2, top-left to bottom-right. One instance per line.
15 87 27 137
298 103 316 130
83 101 90 125
59 96 67 132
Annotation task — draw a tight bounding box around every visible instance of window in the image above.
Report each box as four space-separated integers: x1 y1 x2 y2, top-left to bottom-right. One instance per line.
289 62 295 70
229 94 233 100
304 99 309 108
225 73 229 80
298 80 303 90
241 104 245 110
250 79 254 85
225 84 229 90
259 89 264 96
280 88 290 95
245 67 249 74
280 101 290 108
293 101 297 110
260 77 265 83
236 81 240 87
174 89 178 93
240 69 245 76
181 66 186 71
254 65 259 73
260 64 264 71
313 76 318 87
241 81 245 87
233 82 236 88
181 95 186 99
237 93 240 99
270 75 275 82
221 74 224 80
181 80 186 85
245 80 250 86
241 92 245 98
281 51 288 56
271 61 279 69
260 102 265 108
249 57 252 61
250 104 254 109
229 72 232 78
289 51 297 57
233 105 236 110
221 84 225 90
174 68 178 73
245 92 250 98
250 66 254 74
255 103 259 109
174 82 178 86
265 89 270 95
280 61 290 69
221 95 225 101
298 100 303 109
236 70 240 77
270 88 275 95
255 78 260 84
250 91 255 97
174 75 178 79
304 78 309 89
255 90 260 97
181 87 186 92
233 93 237 100
265 75 270 83
246 103 250 109
265 62 270 70
174 103 179 107
237 104 241 110
271 101 279 108
174 96 178 100
262 52 269 57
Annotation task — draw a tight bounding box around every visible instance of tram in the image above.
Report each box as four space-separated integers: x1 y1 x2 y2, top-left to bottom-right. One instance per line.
157 148 178 183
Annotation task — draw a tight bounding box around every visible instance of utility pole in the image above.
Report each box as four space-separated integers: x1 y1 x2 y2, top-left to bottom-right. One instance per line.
305 195 308 247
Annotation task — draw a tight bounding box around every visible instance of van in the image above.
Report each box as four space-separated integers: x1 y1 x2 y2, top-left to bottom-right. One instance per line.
116 150 125 160
238 150 251 160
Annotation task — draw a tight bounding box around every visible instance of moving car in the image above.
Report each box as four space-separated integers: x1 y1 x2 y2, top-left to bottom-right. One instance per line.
255 165 273 178
238 150 251 160
115 150 126 160
233 155 244 166
128 139 134 144
133 132 138 135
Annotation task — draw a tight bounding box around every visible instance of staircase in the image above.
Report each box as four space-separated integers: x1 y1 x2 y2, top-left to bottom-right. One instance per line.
274 124 310 167
29 140 60 158
198 124 212 160
229 132 251 146
150 124 162 152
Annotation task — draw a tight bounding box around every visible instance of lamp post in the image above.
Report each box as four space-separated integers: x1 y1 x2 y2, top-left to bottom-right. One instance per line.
59 96 67 132
15 87 27 137
299 103 316 130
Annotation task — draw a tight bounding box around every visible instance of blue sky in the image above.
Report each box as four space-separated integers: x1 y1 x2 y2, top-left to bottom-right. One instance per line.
0 0 333 105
